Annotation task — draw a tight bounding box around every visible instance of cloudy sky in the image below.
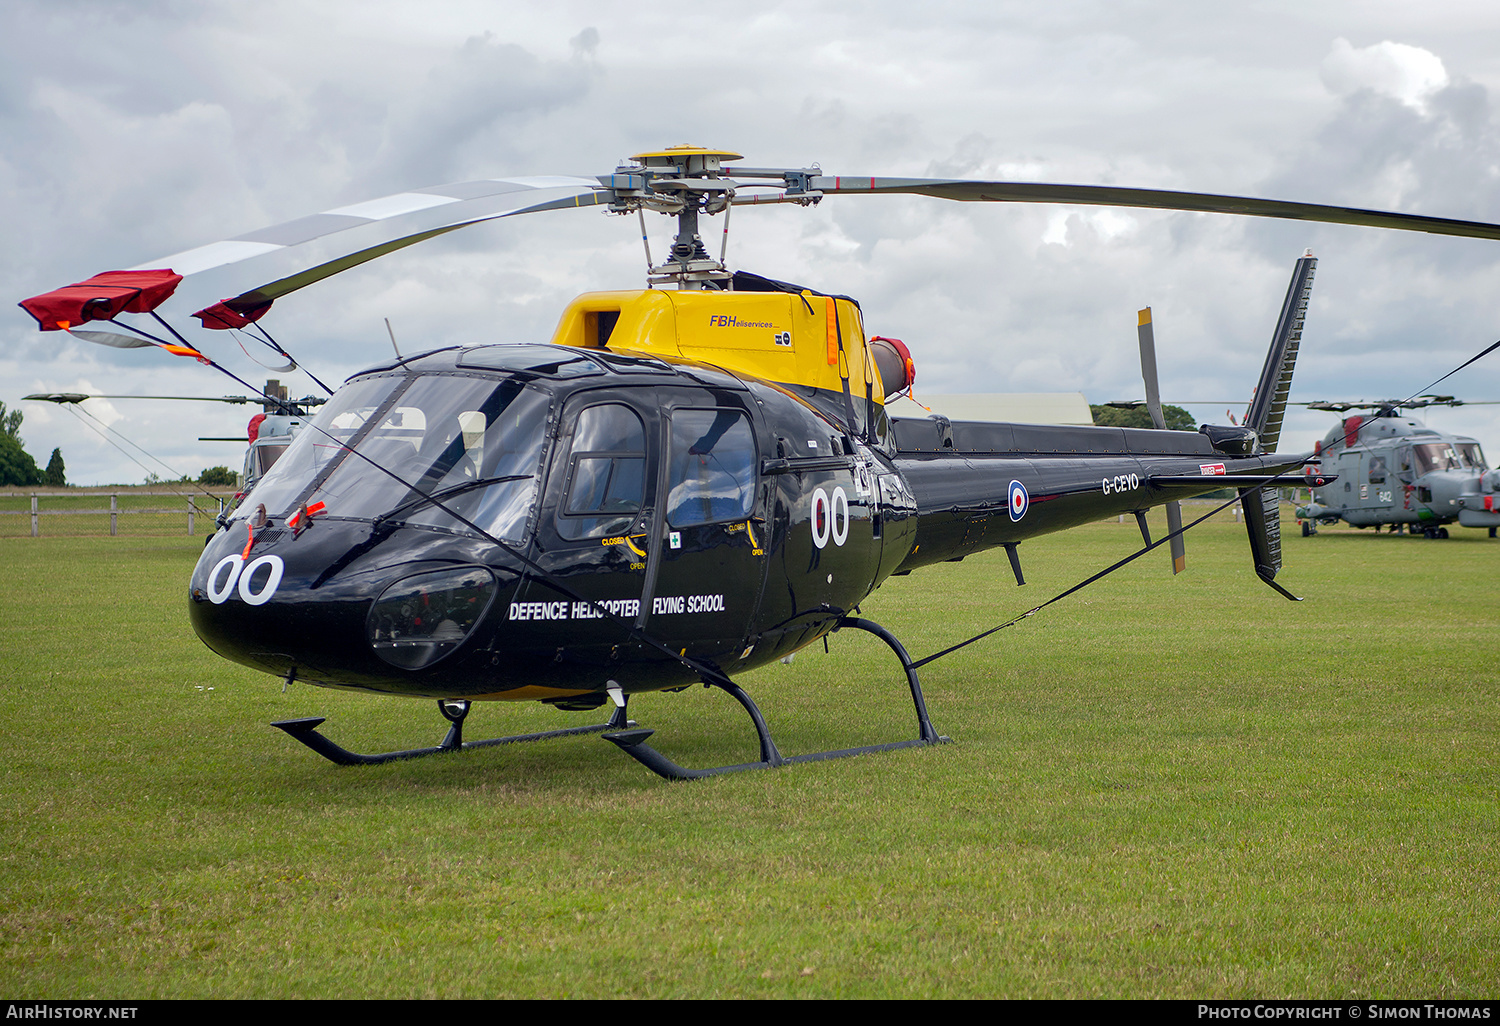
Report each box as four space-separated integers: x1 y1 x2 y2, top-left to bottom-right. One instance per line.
6 0 1500 485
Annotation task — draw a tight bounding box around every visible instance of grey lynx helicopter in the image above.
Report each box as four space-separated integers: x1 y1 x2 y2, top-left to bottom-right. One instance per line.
19 146 1500 779
1295 397 1500 538
23 380 325 503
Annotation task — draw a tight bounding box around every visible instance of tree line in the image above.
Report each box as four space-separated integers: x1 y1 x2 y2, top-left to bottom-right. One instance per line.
0 402 63 487
0 401 237 488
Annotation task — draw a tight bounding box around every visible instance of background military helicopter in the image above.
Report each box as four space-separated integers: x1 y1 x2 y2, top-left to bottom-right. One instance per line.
1294 396 1500 538
23 381 325 503
1099 300 1500 544
19 146 1500 779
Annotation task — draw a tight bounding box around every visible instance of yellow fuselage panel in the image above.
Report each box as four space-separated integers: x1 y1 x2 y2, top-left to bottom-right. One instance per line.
548 289 885 402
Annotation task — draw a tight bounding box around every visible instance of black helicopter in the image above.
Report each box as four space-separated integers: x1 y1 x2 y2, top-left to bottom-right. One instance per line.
20 146 1500 779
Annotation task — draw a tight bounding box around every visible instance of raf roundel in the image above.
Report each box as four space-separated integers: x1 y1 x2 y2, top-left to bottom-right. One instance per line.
1008 480 1029 522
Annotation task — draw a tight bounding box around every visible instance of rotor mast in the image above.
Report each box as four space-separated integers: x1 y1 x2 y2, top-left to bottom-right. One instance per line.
608 146 742 289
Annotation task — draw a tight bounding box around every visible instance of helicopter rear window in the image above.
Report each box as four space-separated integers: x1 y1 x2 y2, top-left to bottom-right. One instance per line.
666 408 756 528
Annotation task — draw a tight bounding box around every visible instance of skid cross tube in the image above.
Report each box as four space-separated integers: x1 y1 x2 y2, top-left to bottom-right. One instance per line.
602 617 950 780
272 698 633 766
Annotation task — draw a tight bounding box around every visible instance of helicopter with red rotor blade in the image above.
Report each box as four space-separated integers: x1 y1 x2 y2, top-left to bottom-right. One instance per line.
28 144 1500 780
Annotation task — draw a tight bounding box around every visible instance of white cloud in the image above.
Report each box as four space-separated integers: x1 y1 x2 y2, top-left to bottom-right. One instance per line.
1041 209 1139 247
1321 37 1449 111
6 3 1500 483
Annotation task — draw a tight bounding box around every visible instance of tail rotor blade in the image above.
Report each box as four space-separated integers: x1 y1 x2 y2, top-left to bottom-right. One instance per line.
1165 499 1186 575
1137 308 1165 429
1137 307 1187 574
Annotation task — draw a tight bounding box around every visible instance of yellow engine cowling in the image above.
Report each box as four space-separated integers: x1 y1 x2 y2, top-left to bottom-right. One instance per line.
548 289 890 404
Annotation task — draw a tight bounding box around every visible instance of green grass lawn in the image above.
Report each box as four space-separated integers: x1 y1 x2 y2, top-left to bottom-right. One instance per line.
1 510 1496 998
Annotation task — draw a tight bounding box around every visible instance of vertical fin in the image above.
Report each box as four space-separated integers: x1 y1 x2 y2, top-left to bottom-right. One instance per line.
1241 252 1317 600
1245 253 1317 450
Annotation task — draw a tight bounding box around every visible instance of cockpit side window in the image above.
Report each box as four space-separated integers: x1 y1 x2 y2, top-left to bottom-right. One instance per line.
666 408 756 528
557 403 647 540
1459 442 1488 470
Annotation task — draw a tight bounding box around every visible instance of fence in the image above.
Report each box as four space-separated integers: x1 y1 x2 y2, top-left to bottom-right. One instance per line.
0 491 237 538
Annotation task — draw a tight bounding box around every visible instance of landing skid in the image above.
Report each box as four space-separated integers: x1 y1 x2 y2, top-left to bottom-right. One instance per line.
272 698 633 766
602 617 951 780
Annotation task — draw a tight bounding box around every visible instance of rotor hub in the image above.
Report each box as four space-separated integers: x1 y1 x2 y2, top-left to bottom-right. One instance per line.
605 147 750 288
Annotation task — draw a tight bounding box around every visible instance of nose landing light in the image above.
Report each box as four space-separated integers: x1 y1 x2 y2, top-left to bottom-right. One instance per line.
367 567 497 670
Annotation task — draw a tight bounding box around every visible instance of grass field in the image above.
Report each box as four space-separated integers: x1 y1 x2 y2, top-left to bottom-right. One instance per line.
1 508 1496 998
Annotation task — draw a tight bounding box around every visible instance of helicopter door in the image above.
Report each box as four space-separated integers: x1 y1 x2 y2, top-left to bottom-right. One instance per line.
637 401 768 665
509 397 659 675
1363 452 1394 512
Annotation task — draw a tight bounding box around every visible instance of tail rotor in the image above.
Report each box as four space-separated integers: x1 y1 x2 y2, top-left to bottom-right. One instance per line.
1135 307 1188 575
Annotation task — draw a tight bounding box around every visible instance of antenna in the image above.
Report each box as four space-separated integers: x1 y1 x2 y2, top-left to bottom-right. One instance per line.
385 318 402 360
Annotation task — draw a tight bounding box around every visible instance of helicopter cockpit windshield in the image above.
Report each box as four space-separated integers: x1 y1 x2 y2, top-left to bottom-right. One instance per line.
1457 442 1488 471
1411 442 1465 475
234 372 551 543
248 441 289 481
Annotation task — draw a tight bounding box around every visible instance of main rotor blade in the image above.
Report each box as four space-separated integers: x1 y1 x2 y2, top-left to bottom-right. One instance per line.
65 328 153 349
24 179 607 331
129 177 601 277
25 392 256 404
1304 397 1500 410
207 190 611 316
810 177 1500 242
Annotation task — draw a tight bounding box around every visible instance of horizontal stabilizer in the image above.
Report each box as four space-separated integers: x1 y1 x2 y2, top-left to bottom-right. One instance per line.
1149 471 1332 488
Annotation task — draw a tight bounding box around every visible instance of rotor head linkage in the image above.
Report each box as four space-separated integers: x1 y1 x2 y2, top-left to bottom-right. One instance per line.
604 146 747 288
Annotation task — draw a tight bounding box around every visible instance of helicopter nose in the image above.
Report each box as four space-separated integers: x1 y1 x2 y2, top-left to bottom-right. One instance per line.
190 522 512 684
